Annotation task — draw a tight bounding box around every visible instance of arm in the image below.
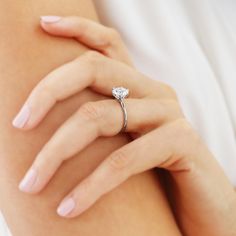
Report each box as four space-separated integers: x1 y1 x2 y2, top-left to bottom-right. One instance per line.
20 16 236 236
0 1 181 235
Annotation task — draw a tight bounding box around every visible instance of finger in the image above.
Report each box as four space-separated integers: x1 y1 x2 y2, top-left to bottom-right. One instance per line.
57 119 194 218
18 98 182 194
12 52 169 130
40 16 132 65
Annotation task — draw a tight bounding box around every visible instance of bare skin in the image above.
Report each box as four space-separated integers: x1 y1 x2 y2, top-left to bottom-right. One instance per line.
0 1 181 235
15 15 236 236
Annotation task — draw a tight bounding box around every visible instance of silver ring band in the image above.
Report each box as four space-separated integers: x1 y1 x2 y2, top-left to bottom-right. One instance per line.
117 98 128 132
112 87 129 133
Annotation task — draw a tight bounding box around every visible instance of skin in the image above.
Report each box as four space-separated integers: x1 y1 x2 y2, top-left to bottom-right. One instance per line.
0 1 181 236
15 16 236 236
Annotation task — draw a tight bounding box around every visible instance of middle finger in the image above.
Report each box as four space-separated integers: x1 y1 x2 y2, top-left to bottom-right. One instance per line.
12 51 164 130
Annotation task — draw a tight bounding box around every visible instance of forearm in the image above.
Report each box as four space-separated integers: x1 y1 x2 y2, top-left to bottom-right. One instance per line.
0 1 181 235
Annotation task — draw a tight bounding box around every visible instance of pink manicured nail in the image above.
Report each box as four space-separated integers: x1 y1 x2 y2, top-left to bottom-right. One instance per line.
19 169 37 193
57 197 76 217
12 104 30 129
40 16 62 23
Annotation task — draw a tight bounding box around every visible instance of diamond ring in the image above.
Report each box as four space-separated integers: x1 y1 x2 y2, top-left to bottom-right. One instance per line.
112 87 129 132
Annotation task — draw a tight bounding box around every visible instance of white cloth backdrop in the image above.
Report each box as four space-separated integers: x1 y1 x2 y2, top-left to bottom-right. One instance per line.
1 0 236 235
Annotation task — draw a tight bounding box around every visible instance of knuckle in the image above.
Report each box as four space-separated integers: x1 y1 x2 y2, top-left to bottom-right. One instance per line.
37 79 57 102
151 81 178 100
108 150 130 170
108 28 121 40
173 119 201 150
74 51 103 84
79 102 104 121
164 100 179 113
106 28 122 46
162 83 178 99
168 119 204 170
151 99 183 125
72 177 95 202
173 119 192 137
83 51 102 63
176 119 194 134
79 51 103 78
80 176 94 194
161 100 184 118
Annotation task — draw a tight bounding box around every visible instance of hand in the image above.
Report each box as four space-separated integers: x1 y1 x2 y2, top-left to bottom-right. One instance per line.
13 16 236 235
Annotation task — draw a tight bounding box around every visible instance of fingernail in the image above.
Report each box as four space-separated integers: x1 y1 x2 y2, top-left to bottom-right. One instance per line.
40 16 62 23
19 169 37 193
57 197 76 217
12 104 30 129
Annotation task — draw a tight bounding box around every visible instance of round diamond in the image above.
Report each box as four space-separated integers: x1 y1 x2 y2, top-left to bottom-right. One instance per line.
112 87 129 100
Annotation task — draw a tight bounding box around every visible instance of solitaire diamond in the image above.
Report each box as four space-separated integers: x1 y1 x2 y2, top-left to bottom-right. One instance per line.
112 87 129 100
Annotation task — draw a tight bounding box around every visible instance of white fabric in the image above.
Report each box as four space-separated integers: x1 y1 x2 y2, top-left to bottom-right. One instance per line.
0 213 10 236
94 0 236 184
1 0 236 234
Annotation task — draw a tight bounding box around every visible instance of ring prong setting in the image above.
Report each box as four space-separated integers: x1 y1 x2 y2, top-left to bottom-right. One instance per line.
112 87 129 100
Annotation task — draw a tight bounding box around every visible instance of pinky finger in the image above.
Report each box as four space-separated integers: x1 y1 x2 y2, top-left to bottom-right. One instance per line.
57 119 194 218
40 16 132 65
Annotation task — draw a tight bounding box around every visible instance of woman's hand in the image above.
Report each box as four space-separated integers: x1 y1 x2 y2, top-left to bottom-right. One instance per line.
13 16 236 236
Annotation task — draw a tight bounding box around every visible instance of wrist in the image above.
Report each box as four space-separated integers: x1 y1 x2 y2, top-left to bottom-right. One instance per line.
171 144 236 236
